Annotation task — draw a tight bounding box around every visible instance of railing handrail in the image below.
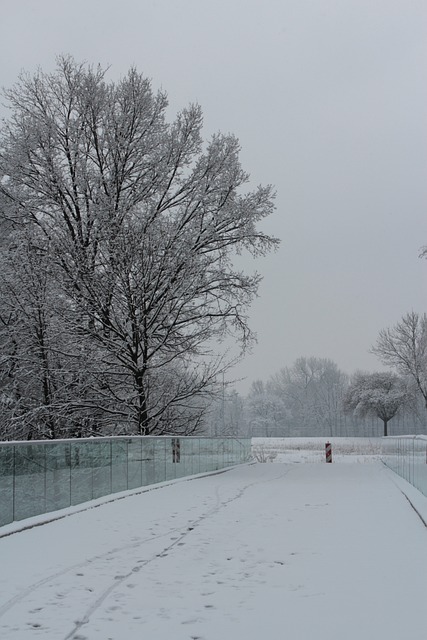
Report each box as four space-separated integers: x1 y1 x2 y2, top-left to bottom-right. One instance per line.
383 434 427 441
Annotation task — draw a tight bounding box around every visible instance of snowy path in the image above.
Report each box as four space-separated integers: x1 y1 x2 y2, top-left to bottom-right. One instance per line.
1 462 427 639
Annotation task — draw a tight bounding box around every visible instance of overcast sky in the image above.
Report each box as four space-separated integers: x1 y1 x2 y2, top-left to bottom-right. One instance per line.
1 0 426 393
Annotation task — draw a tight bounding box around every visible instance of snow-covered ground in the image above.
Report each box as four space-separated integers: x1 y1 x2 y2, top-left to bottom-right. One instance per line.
1 447 427 639
252 436 384 463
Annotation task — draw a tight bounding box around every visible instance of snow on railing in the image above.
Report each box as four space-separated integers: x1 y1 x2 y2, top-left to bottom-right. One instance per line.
382 435 427 498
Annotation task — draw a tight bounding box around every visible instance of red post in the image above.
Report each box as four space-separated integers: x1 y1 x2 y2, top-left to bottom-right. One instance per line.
325 441 332 463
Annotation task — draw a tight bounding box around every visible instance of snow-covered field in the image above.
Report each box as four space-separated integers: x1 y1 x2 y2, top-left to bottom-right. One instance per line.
252 436 384 463
1 445 427 639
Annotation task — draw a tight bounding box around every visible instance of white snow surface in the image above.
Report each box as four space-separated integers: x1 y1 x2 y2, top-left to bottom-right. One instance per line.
1 445 427 639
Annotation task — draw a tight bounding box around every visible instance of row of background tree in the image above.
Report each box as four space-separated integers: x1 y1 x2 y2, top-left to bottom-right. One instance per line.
207 311 427 439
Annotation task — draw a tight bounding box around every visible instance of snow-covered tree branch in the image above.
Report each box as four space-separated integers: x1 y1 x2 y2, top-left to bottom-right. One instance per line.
0 56 278 438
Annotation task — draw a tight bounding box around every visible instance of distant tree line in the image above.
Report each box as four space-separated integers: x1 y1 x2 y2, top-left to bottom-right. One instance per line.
205 313 427 439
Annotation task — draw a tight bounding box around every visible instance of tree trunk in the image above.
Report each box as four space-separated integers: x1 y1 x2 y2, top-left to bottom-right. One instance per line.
383 419 388 437
135 370 150 435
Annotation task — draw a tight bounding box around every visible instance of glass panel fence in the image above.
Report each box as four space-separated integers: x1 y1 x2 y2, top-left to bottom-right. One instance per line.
0 437 251 527
382 435 427 497
14 444 46 521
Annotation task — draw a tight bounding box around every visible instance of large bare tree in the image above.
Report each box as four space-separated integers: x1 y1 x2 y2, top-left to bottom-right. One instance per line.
0 56 277 437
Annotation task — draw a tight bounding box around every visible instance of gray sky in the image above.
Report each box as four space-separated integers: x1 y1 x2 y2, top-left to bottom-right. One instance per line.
1 0 426 393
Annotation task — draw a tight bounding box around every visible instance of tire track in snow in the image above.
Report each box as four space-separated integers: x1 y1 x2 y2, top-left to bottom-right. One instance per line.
0 464 292 639
0 466 244 618
63 465 293 640
0 524 185 619
0 482 234 623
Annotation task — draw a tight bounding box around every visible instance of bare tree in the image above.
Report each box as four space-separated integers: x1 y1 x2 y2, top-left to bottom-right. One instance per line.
202 388 245 436
343 371 408 437
269 357 348 436
246 379 286 437
372 312 427 411
0 227 107 439
0 56 278 437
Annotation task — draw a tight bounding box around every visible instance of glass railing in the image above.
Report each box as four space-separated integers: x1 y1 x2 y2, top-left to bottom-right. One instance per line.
382 435 427 497
0 436 251 527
